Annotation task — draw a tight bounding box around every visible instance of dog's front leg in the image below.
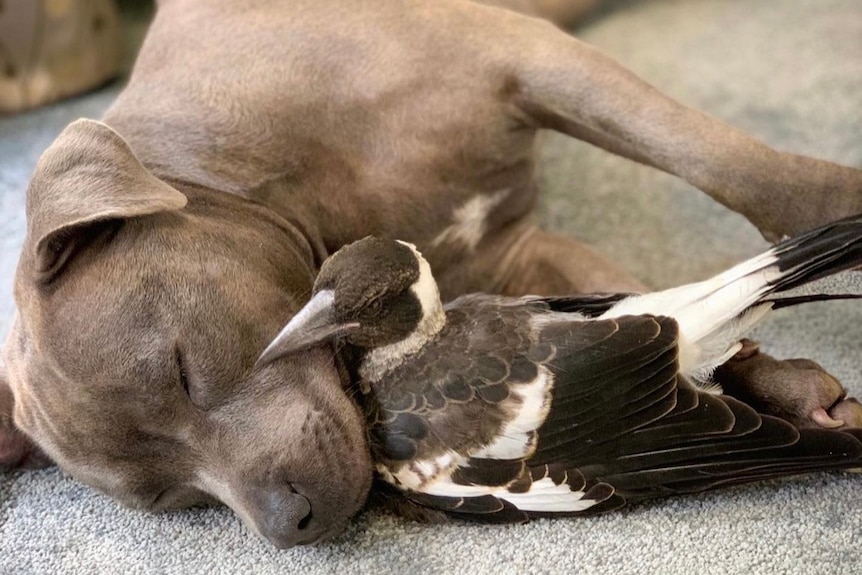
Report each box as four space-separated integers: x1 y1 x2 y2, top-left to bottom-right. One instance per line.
503 18 862 241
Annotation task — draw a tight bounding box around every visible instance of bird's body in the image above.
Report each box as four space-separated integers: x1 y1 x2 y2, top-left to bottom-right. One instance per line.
258 215 862 521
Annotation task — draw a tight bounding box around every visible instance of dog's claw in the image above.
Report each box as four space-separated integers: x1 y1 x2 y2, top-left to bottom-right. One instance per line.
811 407 844 429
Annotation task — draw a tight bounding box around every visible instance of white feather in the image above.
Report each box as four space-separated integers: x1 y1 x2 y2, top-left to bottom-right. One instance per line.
381 451 466 490
377 367 595 512
473 368 553 459
600 247 784 382
498 477 595 512
417 475 598 513
381 370 554 489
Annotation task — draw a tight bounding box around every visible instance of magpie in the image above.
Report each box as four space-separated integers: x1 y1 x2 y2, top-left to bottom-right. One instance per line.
256 215 862 522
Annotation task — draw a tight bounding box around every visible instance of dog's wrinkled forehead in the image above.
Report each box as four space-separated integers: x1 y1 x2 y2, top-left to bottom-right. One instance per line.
20 221 264 412
36 217 278 370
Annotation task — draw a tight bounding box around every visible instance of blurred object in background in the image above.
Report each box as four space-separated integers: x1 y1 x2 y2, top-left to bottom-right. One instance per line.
0 0 122 114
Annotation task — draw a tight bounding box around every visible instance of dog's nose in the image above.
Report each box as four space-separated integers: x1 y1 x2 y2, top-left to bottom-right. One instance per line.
253 487 316 549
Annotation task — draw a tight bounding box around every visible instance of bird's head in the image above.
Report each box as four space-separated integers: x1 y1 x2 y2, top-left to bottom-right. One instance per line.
256 237 443 366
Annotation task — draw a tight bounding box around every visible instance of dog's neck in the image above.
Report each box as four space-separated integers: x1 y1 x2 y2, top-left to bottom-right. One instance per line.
244 179 331 269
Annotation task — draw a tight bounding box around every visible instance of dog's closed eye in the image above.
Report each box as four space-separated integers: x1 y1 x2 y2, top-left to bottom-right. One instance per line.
175 347 191 399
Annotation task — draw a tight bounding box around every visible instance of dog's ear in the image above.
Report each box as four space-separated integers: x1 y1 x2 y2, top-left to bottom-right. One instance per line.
0 351 51 470
23 118 187 281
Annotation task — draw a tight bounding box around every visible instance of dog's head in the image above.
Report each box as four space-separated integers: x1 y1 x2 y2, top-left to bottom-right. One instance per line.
0 119 372 548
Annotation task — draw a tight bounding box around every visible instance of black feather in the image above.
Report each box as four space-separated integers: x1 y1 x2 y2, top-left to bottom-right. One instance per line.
767 213 862 292
452 458 525 487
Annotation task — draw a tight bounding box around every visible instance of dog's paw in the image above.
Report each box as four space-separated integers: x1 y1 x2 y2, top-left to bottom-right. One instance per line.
713 341 860 429
829 397 862 428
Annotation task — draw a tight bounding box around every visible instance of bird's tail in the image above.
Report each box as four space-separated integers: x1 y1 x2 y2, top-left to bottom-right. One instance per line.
601 213 862 380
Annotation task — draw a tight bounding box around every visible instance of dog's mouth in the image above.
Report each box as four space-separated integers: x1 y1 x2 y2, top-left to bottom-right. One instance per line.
186 465 369 550
293 519 347 547
235 404 374 548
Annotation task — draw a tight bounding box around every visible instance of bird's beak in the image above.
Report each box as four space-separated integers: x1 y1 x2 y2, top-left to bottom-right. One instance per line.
255 290 359 369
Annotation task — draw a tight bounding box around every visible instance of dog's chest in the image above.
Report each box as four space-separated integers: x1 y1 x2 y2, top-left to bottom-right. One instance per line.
109 0 542 277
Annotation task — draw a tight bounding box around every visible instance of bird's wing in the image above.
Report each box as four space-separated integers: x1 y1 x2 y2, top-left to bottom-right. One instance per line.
374 311 862 522
368 301 542 474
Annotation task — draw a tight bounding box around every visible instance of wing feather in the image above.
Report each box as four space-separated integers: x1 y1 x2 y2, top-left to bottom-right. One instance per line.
367 299 862 522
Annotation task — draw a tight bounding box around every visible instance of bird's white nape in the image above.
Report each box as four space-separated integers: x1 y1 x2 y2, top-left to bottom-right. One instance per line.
361 242 446 381
397 241 444 329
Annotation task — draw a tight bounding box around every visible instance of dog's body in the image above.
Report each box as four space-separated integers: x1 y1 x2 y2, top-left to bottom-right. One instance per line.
2 0 861 549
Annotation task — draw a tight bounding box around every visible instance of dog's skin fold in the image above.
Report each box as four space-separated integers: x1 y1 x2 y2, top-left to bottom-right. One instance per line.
1 0 861 548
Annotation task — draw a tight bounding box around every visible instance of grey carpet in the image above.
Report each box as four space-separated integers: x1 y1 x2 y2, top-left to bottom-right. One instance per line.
1 0 861 573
